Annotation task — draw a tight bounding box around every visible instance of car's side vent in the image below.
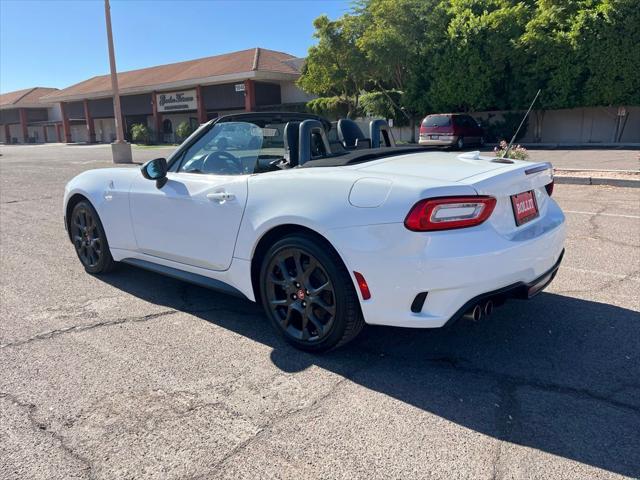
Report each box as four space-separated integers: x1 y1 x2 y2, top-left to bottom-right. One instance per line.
410 292 429 313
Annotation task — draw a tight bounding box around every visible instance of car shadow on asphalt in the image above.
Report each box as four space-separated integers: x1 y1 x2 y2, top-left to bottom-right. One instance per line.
97 264 640 477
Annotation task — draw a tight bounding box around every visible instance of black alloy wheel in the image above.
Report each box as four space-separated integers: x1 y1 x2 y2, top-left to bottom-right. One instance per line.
260 234 364 352
70 201 115 274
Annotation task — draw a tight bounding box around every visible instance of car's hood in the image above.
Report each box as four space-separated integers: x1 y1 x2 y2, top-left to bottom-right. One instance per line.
352 151 520 183
70 166 140 182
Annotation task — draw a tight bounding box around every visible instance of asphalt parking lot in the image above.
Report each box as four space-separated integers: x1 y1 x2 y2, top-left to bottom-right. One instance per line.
1 144 639 480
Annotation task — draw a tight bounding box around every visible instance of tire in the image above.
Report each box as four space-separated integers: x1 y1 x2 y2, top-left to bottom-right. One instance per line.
259 233 365 352
456 137 465 150
69 201 115 274
479 137 485 147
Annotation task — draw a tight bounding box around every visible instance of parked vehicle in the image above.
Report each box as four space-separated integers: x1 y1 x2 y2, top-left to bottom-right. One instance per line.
64 112 564 352
419 113 485 149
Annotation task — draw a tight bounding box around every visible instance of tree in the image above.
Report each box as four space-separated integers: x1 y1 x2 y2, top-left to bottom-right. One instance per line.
575 0 640 106
425 0 530 112
298 14 368 118
357 0 428 91
359 90 409 126
514 0 584 110
357 0 439 138
394 0 449 116
299 0 639 123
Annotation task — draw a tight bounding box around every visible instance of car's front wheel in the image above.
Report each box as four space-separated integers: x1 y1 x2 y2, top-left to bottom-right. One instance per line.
70 201 115 274
259 233 364 352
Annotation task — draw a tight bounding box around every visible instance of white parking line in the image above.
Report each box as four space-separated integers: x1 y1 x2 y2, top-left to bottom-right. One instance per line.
564 210 640 219
561 265 640 281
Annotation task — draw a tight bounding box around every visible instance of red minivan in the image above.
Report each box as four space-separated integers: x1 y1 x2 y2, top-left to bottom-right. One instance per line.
419 113 485 149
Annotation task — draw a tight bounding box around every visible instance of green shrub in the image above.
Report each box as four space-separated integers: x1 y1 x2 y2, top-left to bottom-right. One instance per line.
176 121 194 141
306 96 352 120
130 123 150 144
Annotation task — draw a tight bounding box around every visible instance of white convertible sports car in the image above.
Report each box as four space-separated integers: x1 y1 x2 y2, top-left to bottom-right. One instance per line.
64 112 566 351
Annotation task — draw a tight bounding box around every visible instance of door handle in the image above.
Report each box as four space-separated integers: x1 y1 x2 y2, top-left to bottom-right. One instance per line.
207 192 235 202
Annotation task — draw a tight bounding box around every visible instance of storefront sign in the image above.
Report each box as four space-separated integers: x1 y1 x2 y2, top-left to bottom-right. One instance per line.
235 83 245 92
157 90 197 112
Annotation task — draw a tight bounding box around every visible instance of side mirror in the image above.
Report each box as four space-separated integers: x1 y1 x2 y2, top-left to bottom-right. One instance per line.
141 158 168 189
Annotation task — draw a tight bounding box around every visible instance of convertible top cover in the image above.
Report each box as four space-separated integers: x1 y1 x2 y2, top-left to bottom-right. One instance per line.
301 146 426 168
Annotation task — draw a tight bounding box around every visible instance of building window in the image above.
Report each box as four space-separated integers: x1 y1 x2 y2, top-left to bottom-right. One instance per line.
163 119 173 134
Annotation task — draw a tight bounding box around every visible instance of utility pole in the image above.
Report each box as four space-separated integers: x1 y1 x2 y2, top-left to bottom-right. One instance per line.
104 0 132 163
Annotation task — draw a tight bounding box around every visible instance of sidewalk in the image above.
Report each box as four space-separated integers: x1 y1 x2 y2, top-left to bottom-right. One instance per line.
474 147 640 187
528 148 640 187
524 148 639 171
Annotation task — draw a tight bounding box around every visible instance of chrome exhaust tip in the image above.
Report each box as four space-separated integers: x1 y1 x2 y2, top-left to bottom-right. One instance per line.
483 299 494 317
463 304 482 322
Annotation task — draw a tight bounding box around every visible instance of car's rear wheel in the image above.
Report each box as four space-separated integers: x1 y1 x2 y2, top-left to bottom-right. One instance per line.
456 137 465 150
70 201 115 274
259 234 364 352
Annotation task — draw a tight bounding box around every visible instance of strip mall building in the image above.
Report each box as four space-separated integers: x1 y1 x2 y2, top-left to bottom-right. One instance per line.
0 48 312 144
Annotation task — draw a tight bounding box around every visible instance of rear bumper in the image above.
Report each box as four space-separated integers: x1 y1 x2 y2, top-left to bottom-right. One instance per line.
444 248 564 327
419 135 458 146
327 198 566 328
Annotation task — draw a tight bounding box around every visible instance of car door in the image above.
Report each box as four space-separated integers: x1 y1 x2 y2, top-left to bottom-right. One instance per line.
129 171 248 271
128 121 260 271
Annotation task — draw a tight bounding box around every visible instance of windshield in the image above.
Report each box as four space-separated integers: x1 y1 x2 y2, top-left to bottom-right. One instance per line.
178 121 285 175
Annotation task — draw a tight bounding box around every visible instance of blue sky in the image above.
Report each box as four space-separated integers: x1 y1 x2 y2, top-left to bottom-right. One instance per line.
0 0 352 93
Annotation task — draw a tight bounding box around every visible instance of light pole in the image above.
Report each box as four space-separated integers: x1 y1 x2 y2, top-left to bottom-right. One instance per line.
104 0 132 163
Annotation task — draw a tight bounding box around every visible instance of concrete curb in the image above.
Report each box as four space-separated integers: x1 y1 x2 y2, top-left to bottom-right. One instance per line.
555 176 640 188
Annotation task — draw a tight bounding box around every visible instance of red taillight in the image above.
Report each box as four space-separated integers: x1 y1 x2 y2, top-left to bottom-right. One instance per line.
353 271 371 300
545 180 554 197
404 196 497 231
419 126 428 134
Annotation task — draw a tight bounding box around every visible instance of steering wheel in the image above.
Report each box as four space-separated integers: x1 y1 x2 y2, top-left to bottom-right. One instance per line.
201 151 243 175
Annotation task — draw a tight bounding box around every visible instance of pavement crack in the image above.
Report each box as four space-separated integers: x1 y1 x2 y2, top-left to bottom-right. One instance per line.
201 364 374 477
364 352 640 415
556 269 640 296
0 391 95 479
1 195 54 204
0 309 178 349
456 363 640 414
585 205 639 248
490 381 520 480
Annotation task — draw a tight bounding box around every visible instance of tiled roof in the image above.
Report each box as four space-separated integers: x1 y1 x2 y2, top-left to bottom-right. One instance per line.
0 87 59 108
42 48 302 101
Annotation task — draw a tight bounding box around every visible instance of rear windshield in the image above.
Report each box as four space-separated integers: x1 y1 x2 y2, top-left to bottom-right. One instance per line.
422 115 451 127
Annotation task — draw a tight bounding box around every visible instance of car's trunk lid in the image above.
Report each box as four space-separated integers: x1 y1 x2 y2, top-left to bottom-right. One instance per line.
355 151 554 236
458 159 554 237
354 151 514 182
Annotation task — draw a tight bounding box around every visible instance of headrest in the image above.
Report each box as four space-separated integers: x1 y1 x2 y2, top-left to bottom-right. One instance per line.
337 119 366 149
283 121 300 166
